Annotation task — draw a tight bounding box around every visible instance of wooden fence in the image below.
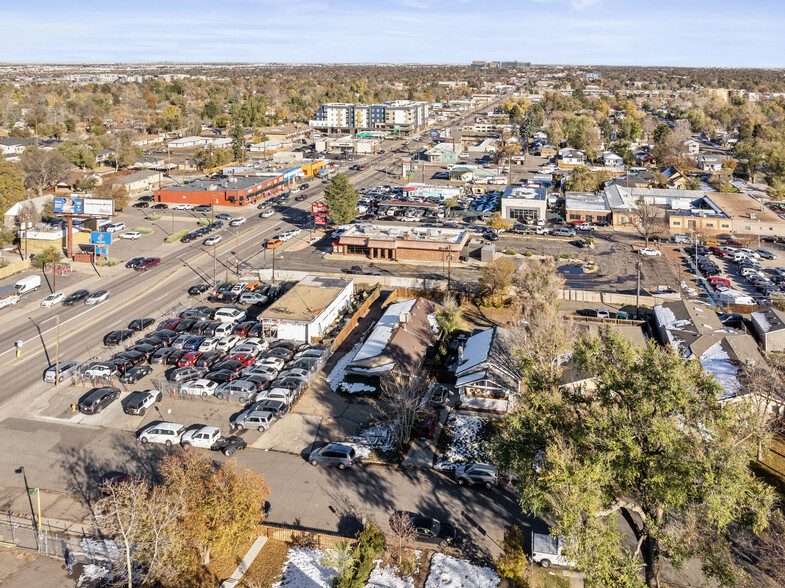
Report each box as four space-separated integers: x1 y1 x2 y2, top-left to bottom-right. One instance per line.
260 523 357 549
331 286 381 349
0 259 30 280
381 287 471 308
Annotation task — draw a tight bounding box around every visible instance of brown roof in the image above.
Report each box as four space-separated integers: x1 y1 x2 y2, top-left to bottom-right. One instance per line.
706 192 784 224
260 276 352 323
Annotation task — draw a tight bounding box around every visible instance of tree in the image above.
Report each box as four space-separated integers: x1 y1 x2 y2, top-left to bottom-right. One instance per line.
320 542 356 577
486 212 511 232
564 167 609 192
479 257 516 299
193 148 233 171
93 181 130 211
513 258 564 312
443 197 457 217
230 116 246 163
20 148 70 196
57 139 96 169
114 130 138 170
0 159 26 213
31 245 61 273
324 173 358 225
495 328 774 588
734 138 767 184
159 451 269 570
600 118 614 143
379 370 432 450
386 511 416 566
435 295 463 354
632 199 667 247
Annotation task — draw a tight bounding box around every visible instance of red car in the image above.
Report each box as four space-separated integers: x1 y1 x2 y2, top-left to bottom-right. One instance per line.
177 351 203 367
157 318 181 331
232 321 256 336
709 247 729 257
227 353 255 367
135 257 161 271
708 277 731 286
726 239 744 248
570 220 585 226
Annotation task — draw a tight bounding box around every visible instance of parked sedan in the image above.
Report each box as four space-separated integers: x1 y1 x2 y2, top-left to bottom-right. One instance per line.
638 248 662 256
41 292 65 307
180 378 219 397
406 515 457 548
453 462 499 489
239 291 268 305
177 351 203 367
168 366 206 383
78 387 120 415
164 349 190 365
757 249 777 260
119 365 153 384
63 289 89 306
188 284 210 296
85 290 110 305
195 349 224 368
128 318 155 331
134 257 161 271
103 329 134 346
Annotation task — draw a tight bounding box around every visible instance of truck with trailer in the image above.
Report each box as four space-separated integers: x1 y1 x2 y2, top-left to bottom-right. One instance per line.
0 285 21 310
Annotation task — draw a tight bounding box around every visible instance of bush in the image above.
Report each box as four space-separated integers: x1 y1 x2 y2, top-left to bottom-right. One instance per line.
504 249 516 255
524 251 533 257
145 214 162 221
96 256 121 267
131 227 154 234
496 526 528 588
558 253 572 259
197 218 210 226
165 229 191 243
334 522 385 588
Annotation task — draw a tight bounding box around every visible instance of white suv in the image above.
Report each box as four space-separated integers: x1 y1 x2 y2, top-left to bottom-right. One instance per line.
105 222 126 233
181 426 221 448
180 379 218 397
137 422 186 446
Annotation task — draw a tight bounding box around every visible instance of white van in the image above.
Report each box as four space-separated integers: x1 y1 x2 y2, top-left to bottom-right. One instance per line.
214 307 246 323
105 222 126 233
14 275 41 294
137 422 186 446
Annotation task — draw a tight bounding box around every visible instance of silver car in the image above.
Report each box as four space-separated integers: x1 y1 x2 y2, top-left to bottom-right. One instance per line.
454 462 499 489
232 409 276 431
309 443 357 469
239 291 268 305
43 360 81 383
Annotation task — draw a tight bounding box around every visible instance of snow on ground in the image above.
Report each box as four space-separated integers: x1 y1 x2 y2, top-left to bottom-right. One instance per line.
365 562 414 588
425 553 500 588
434 414 492 471
339 381 378 394
351 420 398 454
273 547 336 588
327 342 363 391
77 564 112 588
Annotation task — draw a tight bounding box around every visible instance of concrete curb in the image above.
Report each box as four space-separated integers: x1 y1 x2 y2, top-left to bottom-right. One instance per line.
220 535 267 588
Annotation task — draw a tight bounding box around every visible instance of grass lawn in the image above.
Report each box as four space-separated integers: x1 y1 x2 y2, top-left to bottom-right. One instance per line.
239 539 290 587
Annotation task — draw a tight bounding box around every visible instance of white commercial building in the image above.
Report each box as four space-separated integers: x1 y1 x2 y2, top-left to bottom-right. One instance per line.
309 101 429 135
257 276 354 342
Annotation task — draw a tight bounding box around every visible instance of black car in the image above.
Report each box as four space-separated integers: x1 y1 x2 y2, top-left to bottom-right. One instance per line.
165 349 189 365
180 308 210 320
188 284 210 296
152 203 168 209
135 337 165 352
128 318 155 331
126 344 157 361
78 387 120 415
195 349 223 368
119 365 153 384
407 515 457 547
212 359 245 373
125 257 146 269
133 202 150 208
151 329 179 345
265 347 294 361
63 289 89 306
205 369 240 383
343 265 364 275
174 318 198 333
180 232 198 243
190 320 214 335
150 348 175 364
211 435 247 456
103 329 134 346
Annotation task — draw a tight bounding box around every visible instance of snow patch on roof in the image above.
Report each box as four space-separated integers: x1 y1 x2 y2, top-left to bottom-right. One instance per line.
353 299 416 363
700 341 740 399
456 328 493 373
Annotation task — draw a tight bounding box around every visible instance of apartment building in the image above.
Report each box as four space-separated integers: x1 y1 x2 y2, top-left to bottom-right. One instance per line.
309 100 429 135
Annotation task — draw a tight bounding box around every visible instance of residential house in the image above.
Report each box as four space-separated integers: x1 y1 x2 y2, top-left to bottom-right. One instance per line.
558 148 587 168
697 154 722 172
347 298 443 378
0 137 28 156
600 151 624 168
454 327 522 412
683 138 701 156
750 308 785 352
116 170 160 194
662 166 688 189
653 300 763 400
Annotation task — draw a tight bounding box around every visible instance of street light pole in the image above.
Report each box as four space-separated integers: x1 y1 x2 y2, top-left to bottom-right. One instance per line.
213 241 217 284
235 229 239 276
55 314 60 388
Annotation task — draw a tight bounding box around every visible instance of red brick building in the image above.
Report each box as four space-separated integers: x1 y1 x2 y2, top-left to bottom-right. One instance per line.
333 224 469 262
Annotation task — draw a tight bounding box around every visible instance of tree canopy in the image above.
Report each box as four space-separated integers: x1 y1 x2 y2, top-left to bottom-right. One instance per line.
324 173 358 225
0 159 27 213
495 327 774 588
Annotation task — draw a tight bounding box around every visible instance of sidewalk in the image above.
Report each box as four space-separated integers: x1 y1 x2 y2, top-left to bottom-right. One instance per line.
0 486 93 537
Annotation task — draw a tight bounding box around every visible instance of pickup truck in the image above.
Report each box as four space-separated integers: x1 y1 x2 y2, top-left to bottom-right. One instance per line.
0 285 21 310
180 425 247 456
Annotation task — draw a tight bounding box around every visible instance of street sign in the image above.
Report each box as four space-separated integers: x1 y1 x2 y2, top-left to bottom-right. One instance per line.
90 232 112 245
314 216 327 225
311 203 328 214
95 247 107 255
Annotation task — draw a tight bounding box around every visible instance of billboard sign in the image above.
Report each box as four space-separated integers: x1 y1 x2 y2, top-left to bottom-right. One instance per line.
53 197 83 215
314 215 327 225
311 203 328 214
90 232 112 245
83 199 114 216
52 197 114 216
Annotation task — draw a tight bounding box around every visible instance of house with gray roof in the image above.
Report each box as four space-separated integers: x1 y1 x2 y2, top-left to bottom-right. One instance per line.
697 154 723 172
750 308 785 352
454 327 522 412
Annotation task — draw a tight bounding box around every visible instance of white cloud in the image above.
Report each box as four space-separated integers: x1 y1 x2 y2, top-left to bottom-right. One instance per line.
531 0 602 9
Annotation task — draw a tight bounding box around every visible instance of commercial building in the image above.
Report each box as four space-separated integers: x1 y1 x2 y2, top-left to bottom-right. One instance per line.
314 136 380 155
257 276 354 342
309 101 429 135
333 223 469 262
154 176 284 207
500 186 547 224
347 298 443 377
565 191 612 224
750 308 785 352
424 142 461 163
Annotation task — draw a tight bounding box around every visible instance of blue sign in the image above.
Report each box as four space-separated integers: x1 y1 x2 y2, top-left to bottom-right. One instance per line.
53 197 84 214
90 232 112 246
429 130 440 138
94 247 107 255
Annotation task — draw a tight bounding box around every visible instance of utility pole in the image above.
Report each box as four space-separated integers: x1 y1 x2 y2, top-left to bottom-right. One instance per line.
272 251 276 284
55 315 60 388
636 258 641 318
447 253 453 292
23 212 28 260
235 229 239 275
213 240 217 284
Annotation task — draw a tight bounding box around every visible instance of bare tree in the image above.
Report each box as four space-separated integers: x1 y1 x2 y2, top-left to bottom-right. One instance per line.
632 198 667 247
514 258 564 312
379 370 432 450
20 147 70 196
386 511 416 566
509 304 577 392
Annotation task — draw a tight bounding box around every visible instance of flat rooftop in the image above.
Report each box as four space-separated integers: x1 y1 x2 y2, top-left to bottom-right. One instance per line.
706 192 784 224
260 276 352 324
565 191 610 213
502 186 547 200
337 223 467 244
157 177 266 192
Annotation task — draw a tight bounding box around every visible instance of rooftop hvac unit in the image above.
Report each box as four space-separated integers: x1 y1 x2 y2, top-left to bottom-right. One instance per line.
750 212 757 220
389 228 400 235
208 184 218 190
399 311 412 328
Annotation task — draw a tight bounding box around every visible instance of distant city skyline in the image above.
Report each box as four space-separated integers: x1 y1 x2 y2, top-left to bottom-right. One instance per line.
2 0 783 67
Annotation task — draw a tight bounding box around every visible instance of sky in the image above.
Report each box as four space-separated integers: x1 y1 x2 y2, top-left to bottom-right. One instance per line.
2 0 784 67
